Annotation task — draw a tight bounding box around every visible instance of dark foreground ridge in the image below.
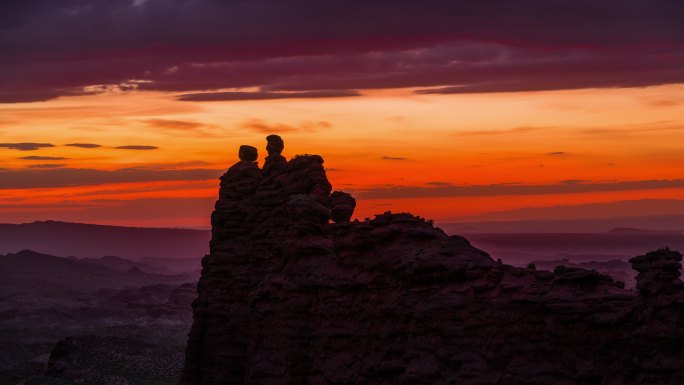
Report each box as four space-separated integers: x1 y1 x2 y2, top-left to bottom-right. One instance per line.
182 136 684 385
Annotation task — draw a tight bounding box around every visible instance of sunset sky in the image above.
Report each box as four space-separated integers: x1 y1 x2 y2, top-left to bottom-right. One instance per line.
1 1 683 228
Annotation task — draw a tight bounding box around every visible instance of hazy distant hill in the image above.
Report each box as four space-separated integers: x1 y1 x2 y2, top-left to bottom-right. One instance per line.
70 255 176 274
2 218 682 270
138 256 205 273
441 214 684 233
0 250 197 295
0 221 210 260
462 231 684 265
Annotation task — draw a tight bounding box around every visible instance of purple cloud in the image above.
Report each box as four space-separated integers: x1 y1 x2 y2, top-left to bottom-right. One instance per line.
65 143 102 148
178 90 360 102
239 119 332 134
20 155 67 160
0 143 55 151
115 145 158 150
28 164 66 169
1 1 683 103
353 179 684 199
0 167 222 189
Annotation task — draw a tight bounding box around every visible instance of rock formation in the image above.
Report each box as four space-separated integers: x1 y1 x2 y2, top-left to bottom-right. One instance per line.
330 191 356 223
238 145 258 162
263 134 287 176
630 248 683 296
181 136 684 385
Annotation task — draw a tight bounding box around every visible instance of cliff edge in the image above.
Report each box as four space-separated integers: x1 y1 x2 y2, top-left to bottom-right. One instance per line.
181 136 684 385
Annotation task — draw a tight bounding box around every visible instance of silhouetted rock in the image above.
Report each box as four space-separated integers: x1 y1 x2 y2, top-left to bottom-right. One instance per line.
238 145 258 161
265 134 284 155
262 135 286 176
552 264 615 287
330 190 356 222
181 137 684 385
630 248 682 296
531 258 636 288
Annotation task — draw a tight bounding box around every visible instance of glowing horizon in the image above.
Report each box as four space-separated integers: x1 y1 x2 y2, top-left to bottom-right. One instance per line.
2 84 683 227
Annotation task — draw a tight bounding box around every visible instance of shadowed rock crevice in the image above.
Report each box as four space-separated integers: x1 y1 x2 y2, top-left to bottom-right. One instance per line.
181 136 684 385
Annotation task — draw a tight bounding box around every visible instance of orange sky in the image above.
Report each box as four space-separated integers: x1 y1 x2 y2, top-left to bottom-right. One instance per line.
1 84 683 227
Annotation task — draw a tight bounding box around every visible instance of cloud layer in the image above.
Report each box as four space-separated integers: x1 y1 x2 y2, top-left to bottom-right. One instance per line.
1 0 682 103
240 119 332 134
0 143 55 151
0 167 222 189
65 143 102 148
19 156 67 161
178 90 360 102
114 145 158 150
354 179 684 199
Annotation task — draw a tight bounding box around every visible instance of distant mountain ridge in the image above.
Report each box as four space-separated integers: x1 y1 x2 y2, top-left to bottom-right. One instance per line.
0 220 210 260
0 249 197 295
69 254 174 274
442 214 684 233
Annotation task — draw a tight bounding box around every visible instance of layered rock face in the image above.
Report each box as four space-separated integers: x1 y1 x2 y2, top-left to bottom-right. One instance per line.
182 136 684 385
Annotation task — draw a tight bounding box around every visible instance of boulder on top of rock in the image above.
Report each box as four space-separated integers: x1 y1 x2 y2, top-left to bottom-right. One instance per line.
238 145 258 161
330 191 356 223
266 135 284 155
263 135 287 175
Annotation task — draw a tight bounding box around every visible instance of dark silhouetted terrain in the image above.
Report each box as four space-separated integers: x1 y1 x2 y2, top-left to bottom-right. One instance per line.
181 138 684 385
2 143 684 384
0 250 197 385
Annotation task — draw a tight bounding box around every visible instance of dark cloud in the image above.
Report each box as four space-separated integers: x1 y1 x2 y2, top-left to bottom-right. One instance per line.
458 126 550 136
28 164 66 169
0 143 54 151
412 72 684 95
141 119 205 130
240 119 332 134
580 122 684 136
645 99 684 107
459 199 684 222
353 179 684 199
547 152 566 156
1 1 682 103
19 155 67 160
382 156 407 161
178 90 360 102
65 143 102 148
139 119 225 138
115 145 158 150
0 167 222 189
0 197 216 224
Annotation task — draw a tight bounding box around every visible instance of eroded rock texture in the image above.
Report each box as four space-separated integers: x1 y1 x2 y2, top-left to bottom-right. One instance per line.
182 137 684 385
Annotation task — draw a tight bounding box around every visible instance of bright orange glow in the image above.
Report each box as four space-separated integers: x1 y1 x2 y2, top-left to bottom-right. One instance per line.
1 85 683 227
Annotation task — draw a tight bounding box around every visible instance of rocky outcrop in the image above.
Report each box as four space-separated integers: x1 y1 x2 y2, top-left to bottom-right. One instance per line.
630 248 682 296
181 136 684 385
330 191 356 223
